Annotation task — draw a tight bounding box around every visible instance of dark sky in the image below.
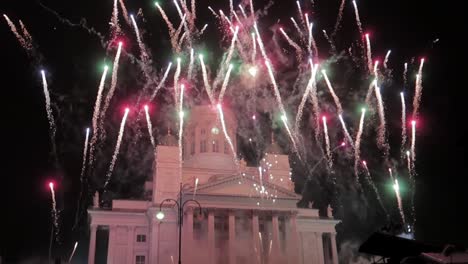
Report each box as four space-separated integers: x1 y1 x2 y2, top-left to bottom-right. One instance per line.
1 0 465 262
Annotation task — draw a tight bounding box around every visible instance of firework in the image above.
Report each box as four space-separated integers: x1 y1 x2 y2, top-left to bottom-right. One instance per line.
374 85 389 155
365 33 373 73
352 0 363 35
118 0 130 25
290 17 303 39
101 42 123 127
208 6 218 18
155 2 176 35
322 30 336 53
338 114 354 148
264 60 287 115
225 26 239 66
384 50 391 69
279 27 303 61
362 161 388 217
323 116 332 168
18 19 33 48
393 178 406 224
217 104 238 166
412 58 425 118
238 5 247 18
400 92 407 156
150 62 172 101
40 70 58 164
296 1 305 26
200 24 208 35
373 60 380 80
144 105 155 148
219 64 234 103
322 70 343 114
295 62 317 132
49 182 59 239
174 57 182 105
388 168 394 181
104 108 130 188
188 48 194 79
110 0 120 34
220 10 233 28
411 120 416 163
130 15 148 62
354 108 366 179
332 0 346 37
178 85 185 175
251 32 257 63
403 62 408 88
199 55 215 104
3 14 30 51
173 0 189 36
281 114 300 156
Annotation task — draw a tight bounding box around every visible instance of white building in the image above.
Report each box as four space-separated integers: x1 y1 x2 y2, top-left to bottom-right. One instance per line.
88 105 339 264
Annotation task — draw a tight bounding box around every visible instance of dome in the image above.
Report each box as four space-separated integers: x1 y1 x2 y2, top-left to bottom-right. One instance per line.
159 128 178 146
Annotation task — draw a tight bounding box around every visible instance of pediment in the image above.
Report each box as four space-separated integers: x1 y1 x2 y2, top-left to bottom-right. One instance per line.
186 174 300 199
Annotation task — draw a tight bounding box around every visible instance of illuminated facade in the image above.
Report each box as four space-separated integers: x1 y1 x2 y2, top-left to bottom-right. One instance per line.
88 105 339 264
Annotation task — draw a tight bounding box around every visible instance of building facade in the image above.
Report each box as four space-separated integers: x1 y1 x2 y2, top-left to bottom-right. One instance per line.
88 105 340 264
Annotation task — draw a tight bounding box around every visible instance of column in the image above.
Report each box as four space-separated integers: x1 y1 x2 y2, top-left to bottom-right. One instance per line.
330 233 338 264
271 214 280 263
107 225 116 264
126 226 135 264
287 214 300 264
252 212 261 264
315 232 325 264
184 208 194 260
88 224 97 264
228 211 236 264
148 218 160 264
208 210 215 263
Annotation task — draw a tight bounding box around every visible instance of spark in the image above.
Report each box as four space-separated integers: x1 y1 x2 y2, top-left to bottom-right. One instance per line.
144 105 155 148
352 0 363 35
374 85 389 155
322 116 333 168
362 161 388 217
281 114 300 157
411 120 416 163
354 108 366 181
400 92 407 156
296 1 305 26
174 57 182 105
101 42 123 126
4 15 30 55
332 0 346 37
251 32 257 63
208 6 218 18
384 50 391 69
393 178 406 224
217 104 239 166
279 27 303 61
40 70 58 165
178 85 185 175
49 182 59 239
199 55 215 104
295 62 317 132
225 26 239 66
365 33 373 73
110 0 120 35
150 62 172 101
104 108 130 188
219 64 234 103
118 0 130 25
155 2 176 35
290 17 304 39
248 66 258 77
238 5 247 18
321 70 343 114
412 59 425 118
403 62 408 88
130 15 149 62
338 114 354 148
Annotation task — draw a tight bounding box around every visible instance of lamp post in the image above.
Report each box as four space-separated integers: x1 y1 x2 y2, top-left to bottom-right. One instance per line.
156 183 202 264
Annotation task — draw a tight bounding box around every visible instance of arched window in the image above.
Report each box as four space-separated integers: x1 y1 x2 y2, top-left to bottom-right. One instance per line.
200 140 207 153
212 140 219 152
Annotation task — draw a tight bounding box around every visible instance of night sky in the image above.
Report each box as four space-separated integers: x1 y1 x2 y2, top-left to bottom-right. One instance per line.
1 0 466 262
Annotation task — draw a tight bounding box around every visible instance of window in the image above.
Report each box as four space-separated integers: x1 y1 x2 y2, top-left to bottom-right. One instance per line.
136 234 146 243
212 140 219 152
136 255 146 264
200 140 207 153
224 141 229 154
190 141 195 155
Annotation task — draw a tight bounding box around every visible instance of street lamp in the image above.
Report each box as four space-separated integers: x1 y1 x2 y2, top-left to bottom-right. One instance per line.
157 183 202 264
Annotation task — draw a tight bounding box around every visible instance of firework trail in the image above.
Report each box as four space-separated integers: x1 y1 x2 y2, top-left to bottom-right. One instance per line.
73 128 90 229
322 70 343 114
412 59 425 118
199 55 215 104
18 19 33 45
193 178 199 199
130 15 149 62
403 62 408 88
296 1 305 26
411 120 416 163
40 70 58 163
393 178 406 224
258 166 264 190
400 92 407 155
100 42 123 128
374 85 389 155
251 32 257 63
310 24 319 58
362 161 388 217
295 62 317 132
239 5 247 18
406 151 412 175
322 117 332 168
229 0 234 18
219 64 234 103
188 48 194 79
118 0 130 25
49 182 59 238
174 57 182 105
208 6 218 18
365 34 373 73
354 108 366 180
173 0 190 39
407 150 416 223
279 27 303 61
290 17 304 39
150 62 172 101
225 26 239 67
104 108 130 188
332 0 346 37
191 0 197 22
338 114 354 148
155 3 176 36
178 85 185 172
352 0 363 35
388 168 394 181
323 30 336 53
310 68 321 141
3 15 30 51
233 12 244 28
144 105 155 148
281 115 300 157
384 50 391 69
217 104 239 166
373 60 380 79
110 0 120 35
200 24 208 35
264 60 287 115
220 10 233 29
